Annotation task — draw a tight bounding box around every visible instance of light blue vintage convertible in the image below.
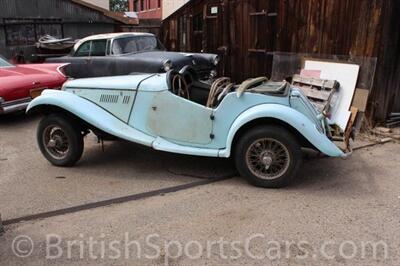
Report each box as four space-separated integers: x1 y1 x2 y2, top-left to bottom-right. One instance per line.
27 67 350 188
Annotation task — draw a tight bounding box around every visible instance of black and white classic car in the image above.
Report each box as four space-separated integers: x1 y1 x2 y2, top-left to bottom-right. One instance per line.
46 32 219 80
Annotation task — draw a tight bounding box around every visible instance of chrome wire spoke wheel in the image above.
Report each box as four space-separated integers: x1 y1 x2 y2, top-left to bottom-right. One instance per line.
42 125 70 160
245 138 291 180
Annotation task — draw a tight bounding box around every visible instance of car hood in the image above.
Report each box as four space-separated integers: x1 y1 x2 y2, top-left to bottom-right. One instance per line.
63 74 157 90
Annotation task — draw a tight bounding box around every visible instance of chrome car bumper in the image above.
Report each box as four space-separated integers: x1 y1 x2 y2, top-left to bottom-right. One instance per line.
0 97 31 115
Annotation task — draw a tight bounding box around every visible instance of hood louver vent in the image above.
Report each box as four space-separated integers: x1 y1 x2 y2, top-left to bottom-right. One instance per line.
122 95 131 104
100 94 119 103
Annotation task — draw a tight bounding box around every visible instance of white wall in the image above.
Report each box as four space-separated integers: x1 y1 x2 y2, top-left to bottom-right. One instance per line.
82 0 110 10
163 0 189 19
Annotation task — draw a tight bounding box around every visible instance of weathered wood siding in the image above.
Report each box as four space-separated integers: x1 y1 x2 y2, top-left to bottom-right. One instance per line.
161 0 400 123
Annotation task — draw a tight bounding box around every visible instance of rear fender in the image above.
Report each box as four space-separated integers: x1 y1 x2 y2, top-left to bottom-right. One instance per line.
219 104 344 158
26 90 154 146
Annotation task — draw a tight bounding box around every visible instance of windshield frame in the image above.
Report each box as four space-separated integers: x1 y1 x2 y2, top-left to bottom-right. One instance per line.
110 35 166 56
0 56 15 68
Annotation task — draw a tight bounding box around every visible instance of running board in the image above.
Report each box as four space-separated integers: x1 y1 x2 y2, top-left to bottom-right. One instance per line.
152 137 220 157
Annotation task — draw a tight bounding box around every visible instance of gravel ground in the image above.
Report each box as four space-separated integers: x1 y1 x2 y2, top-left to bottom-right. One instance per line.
0 113 235 219
1 113 399 265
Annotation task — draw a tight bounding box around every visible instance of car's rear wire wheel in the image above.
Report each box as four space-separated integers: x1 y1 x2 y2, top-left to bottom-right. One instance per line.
37 114 84 167
245 138 291 180
234 125 302 188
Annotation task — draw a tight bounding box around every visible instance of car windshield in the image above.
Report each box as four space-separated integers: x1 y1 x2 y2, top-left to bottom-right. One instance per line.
0 57 14 68
111 36 165 55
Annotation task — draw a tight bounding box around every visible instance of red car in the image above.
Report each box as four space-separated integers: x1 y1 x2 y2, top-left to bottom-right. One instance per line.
0 56 68 114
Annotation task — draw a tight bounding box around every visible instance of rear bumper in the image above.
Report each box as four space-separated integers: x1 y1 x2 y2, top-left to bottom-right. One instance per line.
341 150 353 159
339 142 353 159
0 97 31 115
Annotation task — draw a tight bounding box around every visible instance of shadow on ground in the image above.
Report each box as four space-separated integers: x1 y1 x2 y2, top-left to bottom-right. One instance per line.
79 139 237 179
0 111 41 126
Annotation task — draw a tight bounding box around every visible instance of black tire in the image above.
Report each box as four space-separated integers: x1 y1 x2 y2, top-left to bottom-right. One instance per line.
37 114 84 167
234 125 302 188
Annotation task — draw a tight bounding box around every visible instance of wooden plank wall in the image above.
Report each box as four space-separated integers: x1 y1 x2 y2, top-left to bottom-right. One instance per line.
161 0 400 123
370 0 400 122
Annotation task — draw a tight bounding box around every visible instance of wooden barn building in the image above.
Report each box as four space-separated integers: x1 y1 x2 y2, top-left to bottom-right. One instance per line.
161 0 400 124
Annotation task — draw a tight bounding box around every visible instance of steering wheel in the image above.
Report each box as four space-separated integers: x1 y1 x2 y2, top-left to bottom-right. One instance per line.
171 73 190 100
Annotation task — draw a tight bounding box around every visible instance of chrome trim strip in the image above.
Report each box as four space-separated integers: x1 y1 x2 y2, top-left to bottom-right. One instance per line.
56 63 70 78
0 98 31 114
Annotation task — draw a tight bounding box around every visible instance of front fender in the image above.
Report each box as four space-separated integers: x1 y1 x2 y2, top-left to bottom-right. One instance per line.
219 104 344 158
26 90 155 146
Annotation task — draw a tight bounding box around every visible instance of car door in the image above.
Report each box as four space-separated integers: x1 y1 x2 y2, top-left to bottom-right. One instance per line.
86 39 113 77
68 40 91 78
146 91 214 145
68 39 109 78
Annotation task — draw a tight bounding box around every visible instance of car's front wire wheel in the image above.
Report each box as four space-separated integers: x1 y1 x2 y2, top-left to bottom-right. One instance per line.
235 125 302 188
37 114 84 167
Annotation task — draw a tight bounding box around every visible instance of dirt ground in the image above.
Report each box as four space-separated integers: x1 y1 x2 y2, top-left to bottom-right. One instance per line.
0 113 399 265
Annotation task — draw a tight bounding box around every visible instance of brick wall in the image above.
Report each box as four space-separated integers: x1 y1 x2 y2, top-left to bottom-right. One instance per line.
129 0 162 19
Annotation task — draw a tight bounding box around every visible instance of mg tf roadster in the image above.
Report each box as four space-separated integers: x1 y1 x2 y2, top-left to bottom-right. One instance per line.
27 67 350 188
